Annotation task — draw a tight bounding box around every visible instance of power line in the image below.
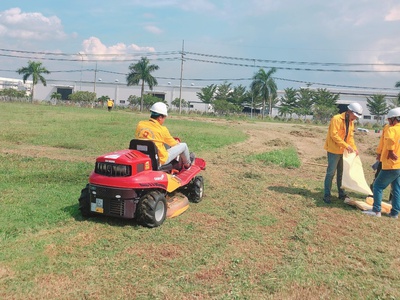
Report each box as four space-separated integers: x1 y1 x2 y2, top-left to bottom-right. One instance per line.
185 51 400 67
1 47 399 91
273 77 399 92
1 47 400 70
1 66 398 91
185 57 400 73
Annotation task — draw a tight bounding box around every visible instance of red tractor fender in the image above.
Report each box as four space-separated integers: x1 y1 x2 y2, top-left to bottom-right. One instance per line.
89 169 169 190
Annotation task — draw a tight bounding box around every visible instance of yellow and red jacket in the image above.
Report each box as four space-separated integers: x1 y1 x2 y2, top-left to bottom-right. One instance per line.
324 112 357 154
381 123 400 170
135 119 178 165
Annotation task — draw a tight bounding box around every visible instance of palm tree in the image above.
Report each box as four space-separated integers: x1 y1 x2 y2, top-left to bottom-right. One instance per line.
245 86 262 116
366 94 389 125
172 97 188 109
126 57 159 112
295 88 314 120
214 81 232 101
196 84 217 111
50 92 62 101
312 88 339 123
98 95 109 107
230 84 247 106
393 81 400 107
251 68 277 118
278 87 298 119
17 61 50 102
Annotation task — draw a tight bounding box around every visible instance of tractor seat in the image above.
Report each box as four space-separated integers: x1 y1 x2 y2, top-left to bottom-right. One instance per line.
129 139 176 171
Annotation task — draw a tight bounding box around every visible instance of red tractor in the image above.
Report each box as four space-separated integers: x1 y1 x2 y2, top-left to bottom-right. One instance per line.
78 139 206 227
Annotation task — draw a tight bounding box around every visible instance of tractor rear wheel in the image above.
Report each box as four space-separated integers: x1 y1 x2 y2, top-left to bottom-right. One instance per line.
188 176 204 203
78 184 92 217
137 191 167 228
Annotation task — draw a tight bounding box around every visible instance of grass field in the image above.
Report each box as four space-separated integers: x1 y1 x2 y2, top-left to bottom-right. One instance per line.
1 102 399 300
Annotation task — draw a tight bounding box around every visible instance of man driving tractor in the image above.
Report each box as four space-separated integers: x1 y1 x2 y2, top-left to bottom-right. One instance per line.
135 102 194 169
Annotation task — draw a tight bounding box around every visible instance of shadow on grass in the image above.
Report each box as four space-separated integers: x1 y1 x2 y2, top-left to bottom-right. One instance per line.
63 203 142 229
268 185 360 210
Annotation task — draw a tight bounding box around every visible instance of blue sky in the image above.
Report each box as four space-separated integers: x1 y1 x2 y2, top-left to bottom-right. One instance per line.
0 0 400 92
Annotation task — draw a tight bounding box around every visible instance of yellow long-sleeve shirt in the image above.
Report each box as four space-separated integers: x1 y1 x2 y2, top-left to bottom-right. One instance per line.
135 118 178 165
324 112 357 154
381 123 400 170
376 124 390 156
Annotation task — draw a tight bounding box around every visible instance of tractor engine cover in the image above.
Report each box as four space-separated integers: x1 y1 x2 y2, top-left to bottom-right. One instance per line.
88 184 138 219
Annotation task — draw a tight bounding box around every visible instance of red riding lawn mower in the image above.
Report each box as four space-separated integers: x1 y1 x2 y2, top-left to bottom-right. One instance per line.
78 139 206 228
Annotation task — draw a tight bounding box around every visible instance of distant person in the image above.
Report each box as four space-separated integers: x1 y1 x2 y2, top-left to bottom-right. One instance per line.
107 98 114 112
135 102 194 169
363 107 400 218
323 102 363 204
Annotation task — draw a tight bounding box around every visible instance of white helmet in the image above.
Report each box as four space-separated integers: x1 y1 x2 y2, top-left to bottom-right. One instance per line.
150 102 168 116
347 102 363 118
387 107 400 119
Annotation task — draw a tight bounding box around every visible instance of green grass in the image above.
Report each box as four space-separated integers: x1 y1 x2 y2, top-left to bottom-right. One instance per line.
0 103 247 240
0 102 399 299
0 102 250 299
0 102 246 154
246 147 301 168
0 154 90 240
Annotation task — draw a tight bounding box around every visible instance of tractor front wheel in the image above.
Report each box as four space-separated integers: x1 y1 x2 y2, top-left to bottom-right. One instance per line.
188 176 204 203
78 184 92 218
137 191 167 228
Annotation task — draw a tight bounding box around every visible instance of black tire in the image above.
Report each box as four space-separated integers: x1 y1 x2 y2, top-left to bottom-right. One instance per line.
188 176 204 203
136 191 167 228
78 184 92 217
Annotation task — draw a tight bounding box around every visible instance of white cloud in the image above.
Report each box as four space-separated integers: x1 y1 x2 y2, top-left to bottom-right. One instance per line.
370 38 400 72
143 13 156 19
81 37 156 60
243 0 283 15
179 0 216 12
345 36 400 75
144 25 163 35
128 0 215 12
0 7 67 40
385 5 400 21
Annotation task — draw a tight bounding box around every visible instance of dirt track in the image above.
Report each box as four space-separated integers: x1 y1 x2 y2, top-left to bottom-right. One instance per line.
196 119 378 196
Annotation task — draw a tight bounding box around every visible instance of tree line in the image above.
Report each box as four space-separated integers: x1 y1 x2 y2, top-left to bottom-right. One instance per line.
12 58 400 123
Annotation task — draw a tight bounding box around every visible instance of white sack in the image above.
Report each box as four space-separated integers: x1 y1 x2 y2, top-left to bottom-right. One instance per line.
342 151 373 195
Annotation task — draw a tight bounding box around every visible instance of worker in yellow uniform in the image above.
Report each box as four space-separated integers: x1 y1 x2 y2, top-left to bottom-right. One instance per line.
135 102 194 168
370 123 393 202
323 102 363 204
363 107 400 218
107 98 114 112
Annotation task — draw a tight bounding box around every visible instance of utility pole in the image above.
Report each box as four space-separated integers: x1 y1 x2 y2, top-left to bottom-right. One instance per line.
251 59 256 118
179 40 184 114
94 62 97 94
78 52 83 91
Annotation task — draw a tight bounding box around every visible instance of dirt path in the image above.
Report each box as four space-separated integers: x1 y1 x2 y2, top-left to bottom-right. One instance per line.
192 119 374 174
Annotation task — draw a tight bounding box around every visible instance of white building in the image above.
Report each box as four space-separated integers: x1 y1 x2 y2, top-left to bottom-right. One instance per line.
34 78 209 112
0 77 32 95
2 76 399 121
